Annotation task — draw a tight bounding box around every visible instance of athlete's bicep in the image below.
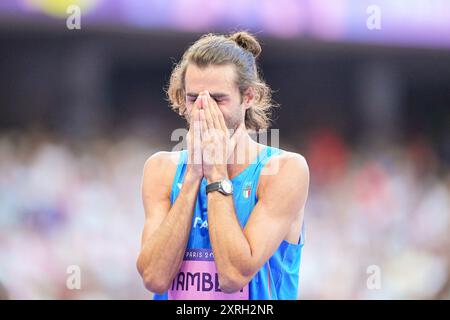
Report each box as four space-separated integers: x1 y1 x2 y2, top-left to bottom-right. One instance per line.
242 153 309 276
140 151 177 247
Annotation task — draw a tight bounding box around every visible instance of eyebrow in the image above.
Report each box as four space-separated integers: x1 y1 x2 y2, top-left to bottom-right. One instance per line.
186 92 230 100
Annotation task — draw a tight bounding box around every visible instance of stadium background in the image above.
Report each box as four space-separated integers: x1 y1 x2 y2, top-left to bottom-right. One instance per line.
0 0 449 299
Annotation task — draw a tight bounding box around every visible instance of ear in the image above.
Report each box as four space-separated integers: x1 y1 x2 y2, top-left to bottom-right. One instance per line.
242 87 255 110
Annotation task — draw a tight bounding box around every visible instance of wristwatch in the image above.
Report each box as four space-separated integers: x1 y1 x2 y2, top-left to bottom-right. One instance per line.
206 179 233 196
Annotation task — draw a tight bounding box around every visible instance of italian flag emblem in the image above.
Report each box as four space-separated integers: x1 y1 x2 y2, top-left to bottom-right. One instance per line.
242 182 252 199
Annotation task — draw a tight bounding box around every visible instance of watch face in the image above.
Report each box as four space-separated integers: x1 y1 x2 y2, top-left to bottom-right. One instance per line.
221 180 233 194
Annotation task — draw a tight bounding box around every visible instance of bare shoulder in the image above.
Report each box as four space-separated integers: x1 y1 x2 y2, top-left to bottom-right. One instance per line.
258 149 310 196
275 150 308 171
264 149 309 179
143 150 182 186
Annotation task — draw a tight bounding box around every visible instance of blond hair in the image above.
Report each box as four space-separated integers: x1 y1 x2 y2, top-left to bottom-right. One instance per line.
166 31 277 130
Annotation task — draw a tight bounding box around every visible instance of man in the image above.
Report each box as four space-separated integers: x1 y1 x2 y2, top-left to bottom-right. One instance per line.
136 31 309 300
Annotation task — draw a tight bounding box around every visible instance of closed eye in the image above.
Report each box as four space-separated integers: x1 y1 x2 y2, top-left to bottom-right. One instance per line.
185 93 229 104
186 96 196 103
211 96 229 104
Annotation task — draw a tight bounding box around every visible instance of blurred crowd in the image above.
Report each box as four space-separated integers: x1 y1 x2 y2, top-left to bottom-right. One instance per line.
301 128 450 299
0 128 449 299
0 129 152 299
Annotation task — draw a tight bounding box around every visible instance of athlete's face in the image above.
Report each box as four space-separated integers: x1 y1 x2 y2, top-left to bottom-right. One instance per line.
184 63 250 130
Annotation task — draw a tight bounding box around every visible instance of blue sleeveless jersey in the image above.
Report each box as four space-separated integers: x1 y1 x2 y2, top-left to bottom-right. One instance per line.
154 145 305 300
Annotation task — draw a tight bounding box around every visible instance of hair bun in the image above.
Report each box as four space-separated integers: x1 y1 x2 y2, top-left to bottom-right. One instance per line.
228 31 262 58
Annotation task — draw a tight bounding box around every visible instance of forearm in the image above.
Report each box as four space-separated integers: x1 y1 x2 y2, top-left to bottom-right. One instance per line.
138 170 201 291
207 192 254 288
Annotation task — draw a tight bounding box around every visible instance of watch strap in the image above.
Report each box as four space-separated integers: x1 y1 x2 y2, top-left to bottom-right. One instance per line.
206 181 222 194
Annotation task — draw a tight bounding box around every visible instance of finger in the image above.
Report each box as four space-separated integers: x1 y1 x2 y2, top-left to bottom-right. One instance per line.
189 108 198 131
195 107 202 133
191 110 202 139
204 91 224 131
207 92 227 132
214 105 226 133
189 95 201 122
215 104 227 132
187 108 200 163
202 95 214 130
190 108 199 140
197 93 204 110
193 111 203 165
199 109 207 141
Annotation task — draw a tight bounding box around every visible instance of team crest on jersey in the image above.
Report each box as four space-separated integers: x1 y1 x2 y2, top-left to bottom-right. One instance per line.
242 181 252 199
